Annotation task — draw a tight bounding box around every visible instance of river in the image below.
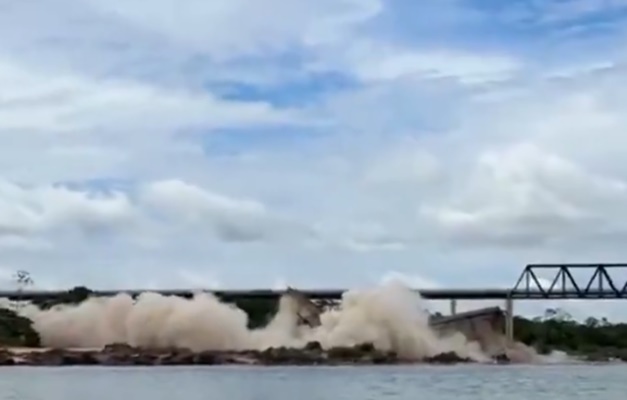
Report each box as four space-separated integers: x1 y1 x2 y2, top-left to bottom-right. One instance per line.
0 364 624 400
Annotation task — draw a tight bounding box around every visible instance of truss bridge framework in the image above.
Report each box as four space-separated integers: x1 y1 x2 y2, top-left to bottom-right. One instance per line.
510 263 627 299
0 264 626 301
0 263 626 343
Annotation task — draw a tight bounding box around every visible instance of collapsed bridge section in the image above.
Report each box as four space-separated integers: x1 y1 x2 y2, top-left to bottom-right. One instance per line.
284 287 506 354
430 307 506 354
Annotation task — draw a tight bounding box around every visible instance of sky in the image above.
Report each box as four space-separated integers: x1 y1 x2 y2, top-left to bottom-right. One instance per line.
2 0 627 319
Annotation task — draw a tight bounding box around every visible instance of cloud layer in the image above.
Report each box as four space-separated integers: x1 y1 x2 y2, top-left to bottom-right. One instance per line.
2 0 627 319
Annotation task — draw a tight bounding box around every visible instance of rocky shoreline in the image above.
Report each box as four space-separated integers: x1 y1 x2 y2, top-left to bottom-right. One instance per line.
0 342 496 367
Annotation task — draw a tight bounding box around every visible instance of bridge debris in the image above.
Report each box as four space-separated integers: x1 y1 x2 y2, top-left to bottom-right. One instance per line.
285 287 324 327
429 306 506 355
284 288 507 354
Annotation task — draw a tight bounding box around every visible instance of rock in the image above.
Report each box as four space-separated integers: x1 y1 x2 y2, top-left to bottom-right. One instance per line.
371 351 398 364
425 352 472 364
193 351 219 365
68 351 100 365
94 345 135 366
32 349 98 366
327 346 359 361
33 349 66 366
327 343 380 362
584 352 611 363
324 343 400 365
0 342 408 367
103 343 136 354
258 346 322 365
492 353 510 364
0 350 15 366
329 345 358 359
355 343 375 353
132 352 158 366
304 341 323 352
97 343 142 365
616 350 627 362
160 348 195 365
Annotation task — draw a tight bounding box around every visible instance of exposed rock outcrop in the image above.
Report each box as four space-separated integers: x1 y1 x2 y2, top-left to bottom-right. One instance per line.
0 342 489 367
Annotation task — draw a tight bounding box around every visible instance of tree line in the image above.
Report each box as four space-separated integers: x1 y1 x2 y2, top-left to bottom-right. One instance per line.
513 308 627 358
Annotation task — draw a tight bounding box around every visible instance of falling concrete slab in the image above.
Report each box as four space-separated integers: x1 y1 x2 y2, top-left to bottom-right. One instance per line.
285 287 324 327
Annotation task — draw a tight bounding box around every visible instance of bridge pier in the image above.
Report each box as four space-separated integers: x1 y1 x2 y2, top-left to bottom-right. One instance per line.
450 299 457 315
505 296 514 344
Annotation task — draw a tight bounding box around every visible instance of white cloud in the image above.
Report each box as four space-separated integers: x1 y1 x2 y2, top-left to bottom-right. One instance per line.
140 179 317 243
0 179 135 238
81 0 381 60
533 0 627 24
175 269 222 290
2 0 627 321
380 271 440 289
334 42 520 84
0 267 18 289
421 143 627 247
0 178 322 247
363 141 441 185
271 277 289 290
331 222 408 252
0 56 300 184
0 59 292 133
0 236 53 251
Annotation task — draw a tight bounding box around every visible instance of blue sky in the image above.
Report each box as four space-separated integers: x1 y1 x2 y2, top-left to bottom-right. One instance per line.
2 0 627 318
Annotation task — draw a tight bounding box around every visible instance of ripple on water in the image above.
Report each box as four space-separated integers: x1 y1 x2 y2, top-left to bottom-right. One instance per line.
0 364 626 400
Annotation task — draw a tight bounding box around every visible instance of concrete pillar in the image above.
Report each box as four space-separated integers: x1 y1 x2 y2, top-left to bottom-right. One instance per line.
450 299 457 315
505 296 514 345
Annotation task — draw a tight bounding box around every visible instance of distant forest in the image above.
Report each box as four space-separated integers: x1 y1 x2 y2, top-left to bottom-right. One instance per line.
513 308 627 359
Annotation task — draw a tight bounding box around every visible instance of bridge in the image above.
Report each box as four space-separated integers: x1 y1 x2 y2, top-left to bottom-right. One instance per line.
2 263 627 343
3 264 627 300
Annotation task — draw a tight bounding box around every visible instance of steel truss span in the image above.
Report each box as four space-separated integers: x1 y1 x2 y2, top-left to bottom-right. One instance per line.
510 263 627 299
0 264 626 301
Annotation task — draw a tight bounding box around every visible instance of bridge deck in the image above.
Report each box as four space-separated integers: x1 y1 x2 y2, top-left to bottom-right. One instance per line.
3 263 626 301
0 288 624 301
430 306 504 326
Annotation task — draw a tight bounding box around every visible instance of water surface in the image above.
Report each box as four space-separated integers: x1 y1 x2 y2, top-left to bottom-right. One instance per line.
1 365 624 400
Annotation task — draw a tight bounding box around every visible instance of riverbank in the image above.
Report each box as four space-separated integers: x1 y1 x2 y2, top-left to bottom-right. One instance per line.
0 342 499 366
2 343 626 366
2 290 627 367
